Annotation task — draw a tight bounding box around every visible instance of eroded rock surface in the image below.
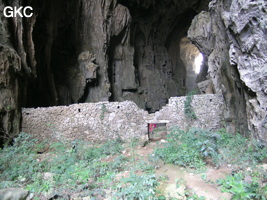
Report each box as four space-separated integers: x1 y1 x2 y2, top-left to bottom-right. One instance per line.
25 0 210 112
0 1 34 144
188 0 267 140
0 188 29 200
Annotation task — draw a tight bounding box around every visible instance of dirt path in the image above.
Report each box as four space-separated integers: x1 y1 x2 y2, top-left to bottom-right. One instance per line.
134 141 232 200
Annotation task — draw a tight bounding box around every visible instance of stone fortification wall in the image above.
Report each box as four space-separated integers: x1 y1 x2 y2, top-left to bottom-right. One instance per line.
22 94 225 142
155 94 225 130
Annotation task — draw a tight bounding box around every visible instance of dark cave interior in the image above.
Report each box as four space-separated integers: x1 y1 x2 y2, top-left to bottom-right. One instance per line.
23 0 209 113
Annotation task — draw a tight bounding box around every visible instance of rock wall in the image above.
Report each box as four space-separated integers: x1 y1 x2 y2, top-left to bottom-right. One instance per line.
0 0 34 144
21 94 225 142
188 0 267 141
21 0 209 112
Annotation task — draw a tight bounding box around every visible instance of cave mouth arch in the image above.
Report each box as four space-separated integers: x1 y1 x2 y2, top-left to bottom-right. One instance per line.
24 1 210 114
179 37 204 92
195 53 204 74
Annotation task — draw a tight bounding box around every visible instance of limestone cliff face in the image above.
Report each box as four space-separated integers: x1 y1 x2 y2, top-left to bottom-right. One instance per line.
188 0 267 141
0 0 36 144
0 0 209 143
0 0 266 143
23 0 209 111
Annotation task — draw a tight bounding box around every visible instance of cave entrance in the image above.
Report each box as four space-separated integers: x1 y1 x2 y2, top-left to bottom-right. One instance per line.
180 37 203 92
195 53 204 74
23 1 209 113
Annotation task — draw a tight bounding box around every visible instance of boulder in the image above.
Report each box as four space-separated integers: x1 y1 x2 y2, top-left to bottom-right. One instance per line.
0 188 29 200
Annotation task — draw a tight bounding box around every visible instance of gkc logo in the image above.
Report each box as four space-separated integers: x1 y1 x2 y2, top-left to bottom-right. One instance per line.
3 6 33 18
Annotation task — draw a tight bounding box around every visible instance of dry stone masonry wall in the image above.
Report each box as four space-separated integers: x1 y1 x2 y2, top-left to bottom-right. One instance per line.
155 94 225 130
22 94 225 142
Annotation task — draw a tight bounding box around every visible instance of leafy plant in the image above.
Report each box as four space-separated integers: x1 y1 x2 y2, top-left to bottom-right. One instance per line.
100 138 124 155
217 166 267 200
217 173 256 200
113 173 158 200
184 90 198 120
154 127 267 171
0 133 127 196
135 160 155 173
186 193 206 200
216 130 267 168
0 133 41 182
100 103 107 121
153 128 220 170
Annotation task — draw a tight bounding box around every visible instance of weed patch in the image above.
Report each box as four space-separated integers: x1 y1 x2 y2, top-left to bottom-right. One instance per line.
217 130 267 168
0 133 126 197
1 131 266 199
153 128 220 171
217 169 267 200
153 127 267 172
184 90 198 120
113 173 158 199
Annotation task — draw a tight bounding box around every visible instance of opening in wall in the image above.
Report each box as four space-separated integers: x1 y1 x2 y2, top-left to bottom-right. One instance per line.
194 53 203 74
179 37 203 92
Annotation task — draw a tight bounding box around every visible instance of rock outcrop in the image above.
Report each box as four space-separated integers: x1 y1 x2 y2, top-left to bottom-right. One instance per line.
188 0 267 141
0 188 29 200
0 0 35 144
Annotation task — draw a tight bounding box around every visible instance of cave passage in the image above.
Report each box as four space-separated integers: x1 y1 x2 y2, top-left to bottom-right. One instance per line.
180 37 204 92
195 53 204 74
23 0 209 113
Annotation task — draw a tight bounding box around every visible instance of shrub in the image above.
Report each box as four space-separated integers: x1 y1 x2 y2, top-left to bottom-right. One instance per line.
154 128 219 170
0 133 126 196
113 173 158 200
217 171 267 200
0 133 42 182
154 127 267 170
184 90 198 120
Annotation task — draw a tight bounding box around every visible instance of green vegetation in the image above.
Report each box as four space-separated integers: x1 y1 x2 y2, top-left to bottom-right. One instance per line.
0 133 160 199
217 170 267 200
153 127 267 199
184 90 198 120
0 129 266 199
100 103 107 121
153 128 220 171
154 127 266 171
0 133 127 198
114 173 158 200
216 130 267 168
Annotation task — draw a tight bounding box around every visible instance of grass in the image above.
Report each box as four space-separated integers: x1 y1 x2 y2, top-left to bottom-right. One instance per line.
217 169 267 200
0 133 127 198
153 127 267 199
0 133 161 199
153 127 267 171
0 129 266 199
